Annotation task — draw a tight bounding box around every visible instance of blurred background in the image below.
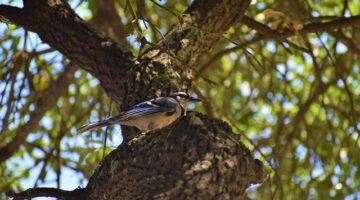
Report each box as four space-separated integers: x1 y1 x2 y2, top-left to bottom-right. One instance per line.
0 0 359 199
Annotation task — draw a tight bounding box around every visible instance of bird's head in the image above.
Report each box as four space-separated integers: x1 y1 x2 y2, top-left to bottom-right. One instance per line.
169 92 201 113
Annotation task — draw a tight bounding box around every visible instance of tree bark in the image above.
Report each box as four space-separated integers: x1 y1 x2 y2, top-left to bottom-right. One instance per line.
0 0 266 199
85 112 265 200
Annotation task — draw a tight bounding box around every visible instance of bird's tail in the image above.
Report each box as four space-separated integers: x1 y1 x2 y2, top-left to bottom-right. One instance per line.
78 118 115 133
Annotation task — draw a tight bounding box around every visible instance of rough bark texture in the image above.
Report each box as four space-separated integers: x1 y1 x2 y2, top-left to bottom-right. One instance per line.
0 0 267 199
84 113 266 200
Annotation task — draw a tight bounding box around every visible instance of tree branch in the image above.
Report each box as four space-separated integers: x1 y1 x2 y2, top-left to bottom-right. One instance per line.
2 0 252 110
6 187 86 200
198 15 360 75
2 0 134 108
0 64 76 163
86 113 266 200
122 0 252 108
2 0 267 199
89 0 129 47
330 30 360 55
0 5 25 24
242 15 360 39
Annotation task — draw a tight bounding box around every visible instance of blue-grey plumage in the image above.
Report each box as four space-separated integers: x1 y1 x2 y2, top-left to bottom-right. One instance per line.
78 92 201 133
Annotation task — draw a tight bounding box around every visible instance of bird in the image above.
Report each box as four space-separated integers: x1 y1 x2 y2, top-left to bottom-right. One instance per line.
78 92 201 133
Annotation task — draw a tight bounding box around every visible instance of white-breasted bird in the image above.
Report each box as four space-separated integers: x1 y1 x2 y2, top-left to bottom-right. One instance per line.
78 92 201 133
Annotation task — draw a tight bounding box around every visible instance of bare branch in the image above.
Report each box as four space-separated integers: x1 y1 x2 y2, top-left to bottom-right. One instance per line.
6 187 86 200
330 30 360 55
198 15 360 75
243 15 360 39
0 64 76 163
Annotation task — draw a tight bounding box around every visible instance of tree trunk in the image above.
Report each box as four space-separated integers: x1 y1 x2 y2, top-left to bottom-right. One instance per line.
85 113 265 200
0 0 266 199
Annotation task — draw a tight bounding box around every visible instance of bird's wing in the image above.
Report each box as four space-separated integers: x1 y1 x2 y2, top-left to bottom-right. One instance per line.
132 99 161 109
114 97 177 121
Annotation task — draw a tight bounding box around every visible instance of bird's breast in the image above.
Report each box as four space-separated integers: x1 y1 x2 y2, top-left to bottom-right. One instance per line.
119 110 181 131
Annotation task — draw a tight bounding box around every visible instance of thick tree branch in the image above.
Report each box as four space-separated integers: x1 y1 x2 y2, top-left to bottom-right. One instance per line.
1 0 266 199
0 65 76 163
1 0 134 107
123 0 252 108
0 5 25 24
6 187 86 199
152 0 251 66
85 113 266 200
1 0 252 109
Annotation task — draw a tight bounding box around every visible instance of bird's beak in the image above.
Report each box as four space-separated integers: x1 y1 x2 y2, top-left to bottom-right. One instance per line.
189 96 202 102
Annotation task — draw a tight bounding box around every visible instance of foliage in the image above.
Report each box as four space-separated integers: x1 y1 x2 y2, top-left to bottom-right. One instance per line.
0 0 359 199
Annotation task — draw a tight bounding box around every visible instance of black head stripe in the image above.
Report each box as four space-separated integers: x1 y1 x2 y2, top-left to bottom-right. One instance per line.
170 92 187 97
181 93 189 98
